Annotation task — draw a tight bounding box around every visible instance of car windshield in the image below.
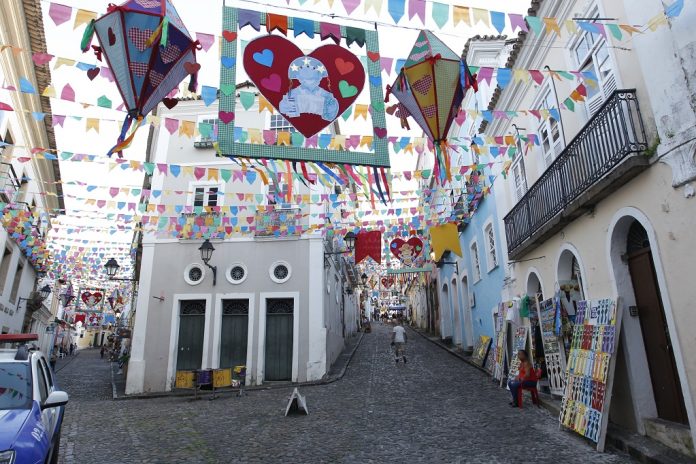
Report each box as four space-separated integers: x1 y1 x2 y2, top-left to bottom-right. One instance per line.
0 363 32 410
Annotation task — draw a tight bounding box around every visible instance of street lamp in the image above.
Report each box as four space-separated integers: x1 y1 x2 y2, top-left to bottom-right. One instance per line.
104 258 137 282
39 285 51 300
324 232 357 267
198 239 217 286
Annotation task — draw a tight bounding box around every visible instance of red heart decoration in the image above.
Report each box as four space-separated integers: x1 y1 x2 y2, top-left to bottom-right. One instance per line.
243 35 365 138
108 27 116 46
86 68 99 81
367 51 380 62
162 98 178 109
390 237 424 265
380 277 394 288
219 111 234 124
222 30 237 42
184 62 201 75
81 291 103 308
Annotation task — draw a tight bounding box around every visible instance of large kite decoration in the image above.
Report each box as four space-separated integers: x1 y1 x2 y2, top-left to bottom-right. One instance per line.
387 30 477 183
81 0 200 157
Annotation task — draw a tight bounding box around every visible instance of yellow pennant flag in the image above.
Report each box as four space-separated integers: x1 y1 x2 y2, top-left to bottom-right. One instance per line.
619 24 642 35
207 168 219 181
364 0 382 14
332 135 346 150
178 120 195 138
360 136 373 148
646 13 667 31
42 85 56 98
73 9 97 30
353 104 369 120
146 115 161 127
453 6 471 26
430 223 462 261
258 96 274 113
277 131 291 146
86 118 99 133
182 166 194 177
54 57 75 69
565 19 578 35
513 68 529 84
472 8 489 26
543 17 561 36
247 128 262 144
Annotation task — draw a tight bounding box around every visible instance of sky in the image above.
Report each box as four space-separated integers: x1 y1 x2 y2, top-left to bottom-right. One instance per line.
40 0 531 284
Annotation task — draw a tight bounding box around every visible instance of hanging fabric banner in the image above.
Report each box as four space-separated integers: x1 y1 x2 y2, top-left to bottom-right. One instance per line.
355 230 382 264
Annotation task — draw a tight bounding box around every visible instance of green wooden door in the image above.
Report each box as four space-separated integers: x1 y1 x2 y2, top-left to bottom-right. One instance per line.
220 299 249 369
264 298 294 381
176 300 206 371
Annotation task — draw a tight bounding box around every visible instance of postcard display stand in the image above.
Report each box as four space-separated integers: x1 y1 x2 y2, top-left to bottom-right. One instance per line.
492 306 506 382
506 326 529 381
537 298 567 396
559 298 622 451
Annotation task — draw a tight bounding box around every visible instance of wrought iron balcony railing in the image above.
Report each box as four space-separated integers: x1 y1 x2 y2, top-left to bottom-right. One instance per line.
504 89 648 258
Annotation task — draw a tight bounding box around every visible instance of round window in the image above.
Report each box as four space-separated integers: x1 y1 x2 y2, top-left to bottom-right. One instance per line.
184 263 205 286
226 263 248 285
269 261 292 283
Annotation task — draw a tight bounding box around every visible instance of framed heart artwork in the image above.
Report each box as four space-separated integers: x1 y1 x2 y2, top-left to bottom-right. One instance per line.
389 237 424 267
80 288 105 311
217 8 390 168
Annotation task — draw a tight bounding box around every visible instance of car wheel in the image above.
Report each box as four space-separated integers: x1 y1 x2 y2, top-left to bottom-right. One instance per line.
48 433 61 464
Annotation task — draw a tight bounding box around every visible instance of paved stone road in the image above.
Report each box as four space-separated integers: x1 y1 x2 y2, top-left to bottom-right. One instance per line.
55 324 633 463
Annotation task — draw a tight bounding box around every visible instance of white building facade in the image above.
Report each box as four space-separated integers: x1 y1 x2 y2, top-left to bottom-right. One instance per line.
485 0 696 456
126 93 360 394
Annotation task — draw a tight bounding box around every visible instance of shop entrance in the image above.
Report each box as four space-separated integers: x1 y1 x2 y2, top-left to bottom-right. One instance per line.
626 221 688 424
219 299 249 369
176 300 206 371
264 298 293 381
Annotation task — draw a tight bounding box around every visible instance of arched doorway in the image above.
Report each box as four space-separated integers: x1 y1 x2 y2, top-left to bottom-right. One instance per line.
557 248 585 353
625 221 688 424
461 276 473 349
526 271 546 388
451 279 462 347
441 283 451 340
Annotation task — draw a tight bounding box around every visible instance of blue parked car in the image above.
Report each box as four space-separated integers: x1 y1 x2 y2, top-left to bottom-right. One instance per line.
0 334 69 464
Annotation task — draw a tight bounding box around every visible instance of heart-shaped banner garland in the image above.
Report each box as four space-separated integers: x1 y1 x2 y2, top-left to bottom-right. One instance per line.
243 35 365 138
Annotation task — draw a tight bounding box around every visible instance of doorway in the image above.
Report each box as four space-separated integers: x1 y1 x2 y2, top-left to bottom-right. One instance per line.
451 280 462 346
626 221 688 424
219 299 249 369
176 300 206 371
264 298 293 381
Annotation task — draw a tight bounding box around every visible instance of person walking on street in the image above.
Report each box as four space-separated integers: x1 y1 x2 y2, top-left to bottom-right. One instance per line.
391 318 408 363
49 349 58 371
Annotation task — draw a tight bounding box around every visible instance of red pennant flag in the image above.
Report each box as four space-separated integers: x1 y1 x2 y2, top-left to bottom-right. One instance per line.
355 230 381 264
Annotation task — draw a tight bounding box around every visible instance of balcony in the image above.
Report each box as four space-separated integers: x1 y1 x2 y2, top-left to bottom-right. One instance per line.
254 208 302 237
504 90 649 259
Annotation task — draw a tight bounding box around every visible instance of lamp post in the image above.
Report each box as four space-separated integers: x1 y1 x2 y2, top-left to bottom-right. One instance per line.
430 251 459 273
104 258 138 348
323 231 357 267
198 239 217 286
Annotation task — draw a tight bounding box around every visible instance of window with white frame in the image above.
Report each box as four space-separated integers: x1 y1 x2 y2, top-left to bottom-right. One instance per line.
511 155 527 202
270 114 295 134
484 223 498 270
470 241 481 282
191 184 222 207
571 7 617 115
537 86 563 167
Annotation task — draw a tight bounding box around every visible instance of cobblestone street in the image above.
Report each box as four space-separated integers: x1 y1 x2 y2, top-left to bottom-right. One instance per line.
55 324 633 463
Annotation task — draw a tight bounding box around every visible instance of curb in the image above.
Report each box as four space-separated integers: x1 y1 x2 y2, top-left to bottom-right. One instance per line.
409 326 489 375
112 331 365 401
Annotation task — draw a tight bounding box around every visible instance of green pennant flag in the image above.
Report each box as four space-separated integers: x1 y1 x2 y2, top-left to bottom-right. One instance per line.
239 91 255 111
97 95 112 108
341 107 352 121
431 2 449 29
143 163 155 176
221 169 232 182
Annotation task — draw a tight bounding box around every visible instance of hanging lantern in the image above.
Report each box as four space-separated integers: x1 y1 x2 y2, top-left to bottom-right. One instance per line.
386 30 477 183
81 0 201 157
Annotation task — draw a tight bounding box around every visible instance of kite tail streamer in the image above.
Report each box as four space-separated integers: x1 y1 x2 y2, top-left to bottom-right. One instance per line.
379 168 390 202
440 141 452 182
108 114 143 158
285 160 293 203
373 167 387 205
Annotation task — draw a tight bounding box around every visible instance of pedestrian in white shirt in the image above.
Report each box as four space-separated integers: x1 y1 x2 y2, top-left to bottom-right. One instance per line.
391 318 408 363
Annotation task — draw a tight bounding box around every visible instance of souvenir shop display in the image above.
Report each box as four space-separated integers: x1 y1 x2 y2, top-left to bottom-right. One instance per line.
537 297 567 396
559 298 622 451
470 335 492 368
507 326 528 380
492 304 506 382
